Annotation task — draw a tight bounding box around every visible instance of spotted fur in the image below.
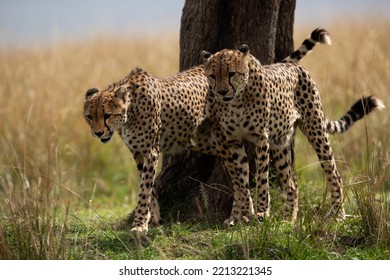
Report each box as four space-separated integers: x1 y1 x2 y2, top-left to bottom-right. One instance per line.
84 66 209 233
83 28 346 232
201 42 384 224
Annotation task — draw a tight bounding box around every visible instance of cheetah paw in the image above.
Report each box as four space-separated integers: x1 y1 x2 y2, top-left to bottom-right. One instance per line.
130 225 148 235
256 212 269 222
241 215 250 223
336 215 346 223
336 209 346 222
223 215 252 226
223 217 236 226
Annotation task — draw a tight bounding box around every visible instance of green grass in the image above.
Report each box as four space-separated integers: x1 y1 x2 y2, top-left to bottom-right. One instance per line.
0 21 389 259
60 205 390 260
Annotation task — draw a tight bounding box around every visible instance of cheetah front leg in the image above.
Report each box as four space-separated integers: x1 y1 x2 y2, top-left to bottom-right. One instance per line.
220 142 254 226
193 127 255 225
133 152 160 227
131 149 160 234
255 136 271 221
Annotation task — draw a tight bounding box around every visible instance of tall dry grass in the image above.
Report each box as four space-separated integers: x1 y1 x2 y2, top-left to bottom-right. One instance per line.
296 20 389 245
0 35 180 258
0 21 389 259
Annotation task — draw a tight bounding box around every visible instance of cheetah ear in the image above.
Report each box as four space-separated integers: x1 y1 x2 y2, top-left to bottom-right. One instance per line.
201 50 212 62
238 44 250 55
114 86 127 102
85 88 99 99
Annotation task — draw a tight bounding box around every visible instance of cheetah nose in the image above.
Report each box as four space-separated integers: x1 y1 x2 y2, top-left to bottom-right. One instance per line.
94 131 104 138
218 89 228 96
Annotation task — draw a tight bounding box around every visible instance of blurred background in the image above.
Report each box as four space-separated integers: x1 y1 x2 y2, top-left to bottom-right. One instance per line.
1 0 390 48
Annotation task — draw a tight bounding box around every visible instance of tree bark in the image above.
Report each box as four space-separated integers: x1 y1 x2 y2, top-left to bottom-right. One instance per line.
153 0 296 224
275 0 296 62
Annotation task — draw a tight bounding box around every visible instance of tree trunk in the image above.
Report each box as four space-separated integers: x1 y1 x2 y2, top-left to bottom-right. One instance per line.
153 0 296 224
275 0 296 62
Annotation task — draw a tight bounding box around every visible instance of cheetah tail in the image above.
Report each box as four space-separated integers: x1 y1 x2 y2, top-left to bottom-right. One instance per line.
327 96 385 134
281 28 331 63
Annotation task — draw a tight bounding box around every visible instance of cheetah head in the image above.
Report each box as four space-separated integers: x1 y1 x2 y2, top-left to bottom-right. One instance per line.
202 44 250 103
83 86 130 143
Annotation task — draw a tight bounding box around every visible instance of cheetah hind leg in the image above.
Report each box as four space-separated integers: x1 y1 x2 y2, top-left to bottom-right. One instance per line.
270 139 299 223
302 122 346 221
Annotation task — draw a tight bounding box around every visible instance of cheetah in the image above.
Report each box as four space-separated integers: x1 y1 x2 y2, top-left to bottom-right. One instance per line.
201 43 384 225
84 28 338 233
84 67 209 233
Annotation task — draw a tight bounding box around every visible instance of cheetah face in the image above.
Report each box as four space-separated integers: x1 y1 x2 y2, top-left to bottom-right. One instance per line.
83 86 129 143
202 45 250 103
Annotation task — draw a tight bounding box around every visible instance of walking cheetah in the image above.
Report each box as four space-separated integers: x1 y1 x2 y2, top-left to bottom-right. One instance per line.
84 28 347 233
201 43 384 224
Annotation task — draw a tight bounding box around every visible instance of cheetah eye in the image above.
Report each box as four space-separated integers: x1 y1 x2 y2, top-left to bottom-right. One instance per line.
86 114 92 121
228 72 236 78
209 74 216 80
104 113 111 120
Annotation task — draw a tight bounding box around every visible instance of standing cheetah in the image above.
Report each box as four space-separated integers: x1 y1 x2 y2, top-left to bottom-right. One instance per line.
201 43 384 224
84 28 347 233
